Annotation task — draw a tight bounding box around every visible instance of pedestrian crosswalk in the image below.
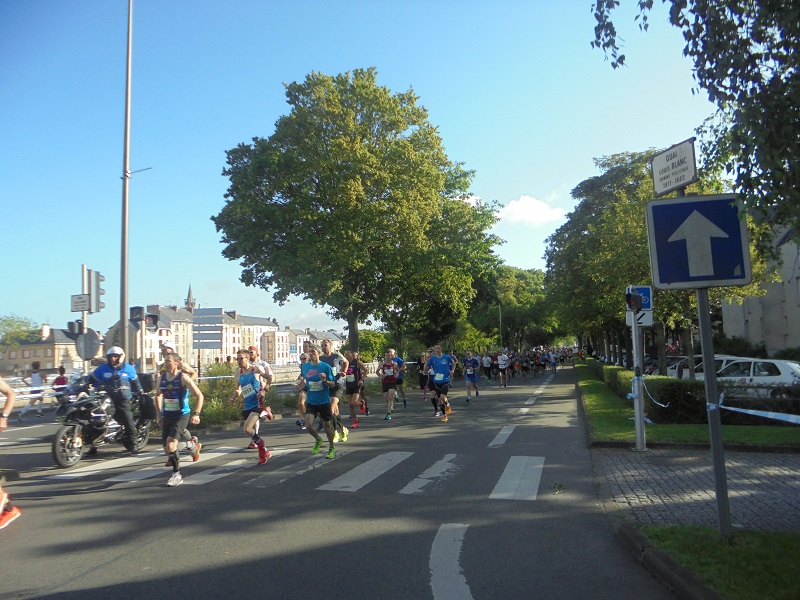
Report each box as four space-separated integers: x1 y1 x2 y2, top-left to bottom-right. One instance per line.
39 444 548 501
33 372 557 499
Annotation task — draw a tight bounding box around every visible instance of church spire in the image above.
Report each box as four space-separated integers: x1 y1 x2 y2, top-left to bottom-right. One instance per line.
185 284 196 311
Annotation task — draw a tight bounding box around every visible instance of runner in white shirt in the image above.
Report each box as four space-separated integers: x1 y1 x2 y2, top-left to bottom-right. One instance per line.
497 351 510 388
247 345 274 449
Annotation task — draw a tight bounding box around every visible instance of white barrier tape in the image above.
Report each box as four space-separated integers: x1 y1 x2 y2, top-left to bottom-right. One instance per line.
707 402 800 425
641 379 670 408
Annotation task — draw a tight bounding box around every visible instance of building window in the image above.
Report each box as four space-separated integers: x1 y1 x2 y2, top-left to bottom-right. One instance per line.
9 351 16 359
23 350 31 358
45 349 53 357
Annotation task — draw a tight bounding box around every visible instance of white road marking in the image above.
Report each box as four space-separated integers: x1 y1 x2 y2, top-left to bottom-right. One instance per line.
400 454 460 495
525 397 537 405
488 425 515 448
317 451 413 492
107 447 243 482
245 449 353 487
430 523 473 600
47 452 162 480
518 407 529 415
184 448 298 485
489 456 545 501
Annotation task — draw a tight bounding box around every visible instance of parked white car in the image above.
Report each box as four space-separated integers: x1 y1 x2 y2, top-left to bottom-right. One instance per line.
667 355 739 380
716 358 800 398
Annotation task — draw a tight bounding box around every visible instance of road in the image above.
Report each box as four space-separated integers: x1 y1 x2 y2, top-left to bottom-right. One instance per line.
0 366 675 600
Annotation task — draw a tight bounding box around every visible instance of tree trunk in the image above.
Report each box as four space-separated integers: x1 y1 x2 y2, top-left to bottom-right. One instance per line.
347 314 360 351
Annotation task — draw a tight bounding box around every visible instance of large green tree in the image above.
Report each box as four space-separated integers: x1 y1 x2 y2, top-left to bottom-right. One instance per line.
214 68 486 350
0 314 40 348
591 0 800 253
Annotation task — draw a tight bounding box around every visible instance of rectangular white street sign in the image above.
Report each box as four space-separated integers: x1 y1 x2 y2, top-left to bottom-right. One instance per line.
651 138 698 197
71 294 90 312
626 311 653 327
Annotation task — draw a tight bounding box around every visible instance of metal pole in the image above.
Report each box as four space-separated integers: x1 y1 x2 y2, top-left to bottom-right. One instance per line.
632 319 647 451
120 0 133 359
697 287 733 539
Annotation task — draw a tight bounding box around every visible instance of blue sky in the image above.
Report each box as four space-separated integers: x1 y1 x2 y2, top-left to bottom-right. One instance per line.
0 0 715 335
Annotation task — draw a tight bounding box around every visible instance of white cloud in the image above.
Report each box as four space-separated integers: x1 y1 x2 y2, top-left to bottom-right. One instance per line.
497 195 567 226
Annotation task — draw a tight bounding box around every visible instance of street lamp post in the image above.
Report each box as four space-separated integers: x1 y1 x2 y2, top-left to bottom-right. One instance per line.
120 0 133 358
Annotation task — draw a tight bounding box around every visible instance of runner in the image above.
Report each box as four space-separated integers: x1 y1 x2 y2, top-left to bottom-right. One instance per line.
18 361 47 419
426 344 455 422
377 350 399 420
0 375 21 528
230 349 271 465
160 342 201 457
482 353 492 381
463 350 481 403
343 349 367 428
247 345 274 448
416 352 429 402
320 339 348 443
497 350 510 387
155 353 205 487
388 348 408 408
295 352 309 430
353 351 370 416
300 345 337 459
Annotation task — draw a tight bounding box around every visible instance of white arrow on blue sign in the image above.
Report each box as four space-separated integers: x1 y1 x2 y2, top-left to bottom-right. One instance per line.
646 194 752 289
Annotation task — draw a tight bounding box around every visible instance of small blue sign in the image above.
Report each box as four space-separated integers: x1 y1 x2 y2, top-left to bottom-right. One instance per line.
646 195 752 289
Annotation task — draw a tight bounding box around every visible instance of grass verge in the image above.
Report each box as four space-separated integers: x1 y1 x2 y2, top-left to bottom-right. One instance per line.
639 525 800 600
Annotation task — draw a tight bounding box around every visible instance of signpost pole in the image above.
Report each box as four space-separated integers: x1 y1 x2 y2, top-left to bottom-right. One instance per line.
697 288 733 539
632 320 646 451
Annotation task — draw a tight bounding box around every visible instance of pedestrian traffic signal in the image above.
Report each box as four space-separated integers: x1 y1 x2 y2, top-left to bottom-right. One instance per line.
145 314 159 332
88 270 105 314
129 306 145 321
625 292 643 313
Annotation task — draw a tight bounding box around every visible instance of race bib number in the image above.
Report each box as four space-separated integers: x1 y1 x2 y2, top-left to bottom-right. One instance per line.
385 368 394 376
164 398 180 411
466 368 473 375
346 374 356 382
434 373 445 382
308 381 324 392
241 383 256 399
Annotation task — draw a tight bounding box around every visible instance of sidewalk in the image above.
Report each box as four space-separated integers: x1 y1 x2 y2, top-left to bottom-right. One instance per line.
595 447 800 533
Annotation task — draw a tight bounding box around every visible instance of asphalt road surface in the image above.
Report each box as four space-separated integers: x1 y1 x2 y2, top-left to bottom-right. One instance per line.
0 367 675 600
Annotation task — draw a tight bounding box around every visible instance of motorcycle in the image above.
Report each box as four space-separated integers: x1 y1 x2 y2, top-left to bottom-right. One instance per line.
51 390 154 468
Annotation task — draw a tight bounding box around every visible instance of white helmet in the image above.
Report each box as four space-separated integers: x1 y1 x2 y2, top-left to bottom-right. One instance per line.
107 346 125 361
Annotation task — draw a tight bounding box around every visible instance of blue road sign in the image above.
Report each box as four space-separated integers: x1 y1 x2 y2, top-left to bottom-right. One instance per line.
626 285 652 310
646 194 752 289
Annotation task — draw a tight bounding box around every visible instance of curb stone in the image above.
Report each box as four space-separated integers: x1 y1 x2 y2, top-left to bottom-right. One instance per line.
617 524 725 600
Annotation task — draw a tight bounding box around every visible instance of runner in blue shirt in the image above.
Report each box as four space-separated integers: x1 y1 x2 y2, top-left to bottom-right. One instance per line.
300 345 337 459
389 349 409 408
426 344 455 422
463 350 481 403
231 349 271 465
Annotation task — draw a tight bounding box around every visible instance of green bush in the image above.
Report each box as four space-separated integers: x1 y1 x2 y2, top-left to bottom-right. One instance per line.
774 346 800 361
585 358 604 380
714 333 767 358
644 379 707 424
602 365 625 394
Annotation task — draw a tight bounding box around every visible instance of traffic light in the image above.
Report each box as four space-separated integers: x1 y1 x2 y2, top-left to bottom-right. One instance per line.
129 306 145 321
88 270 105 314
145 314 159 332
625 292 643 313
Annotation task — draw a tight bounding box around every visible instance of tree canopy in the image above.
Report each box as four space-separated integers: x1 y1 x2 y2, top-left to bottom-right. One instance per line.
213 68 501 349
0 314 40 348
591 0 800 251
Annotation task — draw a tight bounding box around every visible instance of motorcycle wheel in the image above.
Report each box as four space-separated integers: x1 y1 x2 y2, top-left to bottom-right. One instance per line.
52 424 85 468
135 420 151 451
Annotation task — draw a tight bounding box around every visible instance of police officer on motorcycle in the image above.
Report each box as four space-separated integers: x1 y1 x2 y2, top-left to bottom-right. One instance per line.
91 346 143 453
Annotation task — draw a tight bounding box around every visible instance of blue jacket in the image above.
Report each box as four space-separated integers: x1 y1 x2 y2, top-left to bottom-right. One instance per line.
92 362 142 401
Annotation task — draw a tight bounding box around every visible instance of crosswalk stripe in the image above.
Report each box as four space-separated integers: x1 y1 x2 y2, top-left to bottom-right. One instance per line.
489 456 545 501
47 452 162 480
184 448 298 486
518 408 529 415
244 449 353 488
399 454 461 495
525 397 537 405
317 451 413 492
106 447 242 482
488 425 515 448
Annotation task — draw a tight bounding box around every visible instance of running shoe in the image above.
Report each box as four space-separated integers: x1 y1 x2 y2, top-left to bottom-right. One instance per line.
295 419 305 427
351 420 359 429
333 430 340 443
434 410 440 417
258 446 271 465
402 398 407 408
191 437 202 462
384 413 391 420
444 402 452 415
37 412 43 418
441 415 448 423
475 389 479 397
312 438 324 455
325 446 336 459
260 406 274 421
341 426 349 442
466 397 471 403
0 505 21 530
359 400 365 414
167 472 183 487
247 441 258 449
